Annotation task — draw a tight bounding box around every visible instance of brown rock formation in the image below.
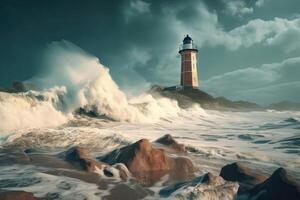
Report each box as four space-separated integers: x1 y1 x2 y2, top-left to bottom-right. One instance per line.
220 162 267 192
155 134 186 153
63 146 130 181
64 146 104 172
0 190 37 200
103 183 151 200
101 138 194 185
242 168 300 200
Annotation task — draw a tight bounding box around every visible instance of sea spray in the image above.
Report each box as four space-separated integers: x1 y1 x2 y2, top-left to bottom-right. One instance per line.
0 40 183 132
32 40 182 122
0 87 68 133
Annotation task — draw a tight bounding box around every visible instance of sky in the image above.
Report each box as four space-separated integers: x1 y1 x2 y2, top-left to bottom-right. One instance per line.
0 0 300 105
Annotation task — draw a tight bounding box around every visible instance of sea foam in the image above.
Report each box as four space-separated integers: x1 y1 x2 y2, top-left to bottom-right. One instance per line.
0 41 184 133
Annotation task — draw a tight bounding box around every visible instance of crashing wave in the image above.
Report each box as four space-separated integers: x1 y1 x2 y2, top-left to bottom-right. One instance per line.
0 87 68 134
0 41 183 133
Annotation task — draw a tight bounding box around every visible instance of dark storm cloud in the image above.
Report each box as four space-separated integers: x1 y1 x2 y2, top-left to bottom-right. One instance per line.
0 0 299 103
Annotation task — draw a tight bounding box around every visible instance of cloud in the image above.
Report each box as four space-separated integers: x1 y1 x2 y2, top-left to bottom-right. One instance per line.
265 26 300 53
202 57 300 104
162 2 300 52
223 0 253 17
124 0 150 21
230 17 300 50
198 17 300 51
255 0 268 7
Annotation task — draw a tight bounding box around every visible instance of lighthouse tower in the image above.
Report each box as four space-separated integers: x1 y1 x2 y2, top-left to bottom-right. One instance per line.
179 35 199 89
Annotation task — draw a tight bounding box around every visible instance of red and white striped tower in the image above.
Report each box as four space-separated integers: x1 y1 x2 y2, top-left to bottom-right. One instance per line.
179 35 199 89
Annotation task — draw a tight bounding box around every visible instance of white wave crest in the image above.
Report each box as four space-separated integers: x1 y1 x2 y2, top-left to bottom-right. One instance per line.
33 40 182 123
0 87 68 134
0 40 189 133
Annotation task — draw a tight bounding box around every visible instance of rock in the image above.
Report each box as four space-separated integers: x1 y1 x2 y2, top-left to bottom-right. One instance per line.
62 146 129 181
63 146 104 172
160 172 239 200
240 168 300 200
103 183 151 200
0 190 37 200
102 139 170 172
220 162 267 192
155 134 186 153
113 163 131 181
149 85 261 110
45 169 102 185
101 139 194 185
29 154 82 170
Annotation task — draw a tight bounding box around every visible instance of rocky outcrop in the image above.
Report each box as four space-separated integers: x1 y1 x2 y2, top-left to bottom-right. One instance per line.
155 134 186 153
240 168 300 200
102 183 151 200
101 138 194 185
149 85 261 111
159 172 239 200
0 190 37 200
220 162 267 192
63 146 104 172
113 163 131 181
62 146 130 180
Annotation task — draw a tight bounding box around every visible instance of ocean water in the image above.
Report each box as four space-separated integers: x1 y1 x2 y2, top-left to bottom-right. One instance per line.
0 41 299 199
0 109 299 199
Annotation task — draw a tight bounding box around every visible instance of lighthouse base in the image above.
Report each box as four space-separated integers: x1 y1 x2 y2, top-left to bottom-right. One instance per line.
163 85 198 92
181 85 199 90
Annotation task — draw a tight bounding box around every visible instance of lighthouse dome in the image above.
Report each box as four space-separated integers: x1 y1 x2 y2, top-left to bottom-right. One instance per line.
183 35 192 44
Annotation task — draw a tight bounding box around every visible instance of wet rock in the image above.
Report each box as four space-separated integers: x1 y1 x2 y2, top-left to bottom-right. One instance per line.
101 138 194 185
240 168 300 200
113 163 131 181
220 162 267 192
0 190 37 200
29 154 81 170
63 146 104 172
64 146 90 161
102 139 170 171
155 134 186 153
103 183 151 200
160 172 239 200
45 169 103 185
62 146 129 181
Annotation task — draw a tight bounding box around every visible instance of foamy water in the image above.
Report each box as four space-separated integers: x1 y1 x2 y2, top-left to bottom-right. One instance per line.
0 110 299 199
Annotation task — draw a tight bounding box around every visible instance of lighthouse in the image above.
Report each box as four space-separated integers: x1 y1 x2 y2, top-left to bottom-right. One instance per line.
179 35 199 89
